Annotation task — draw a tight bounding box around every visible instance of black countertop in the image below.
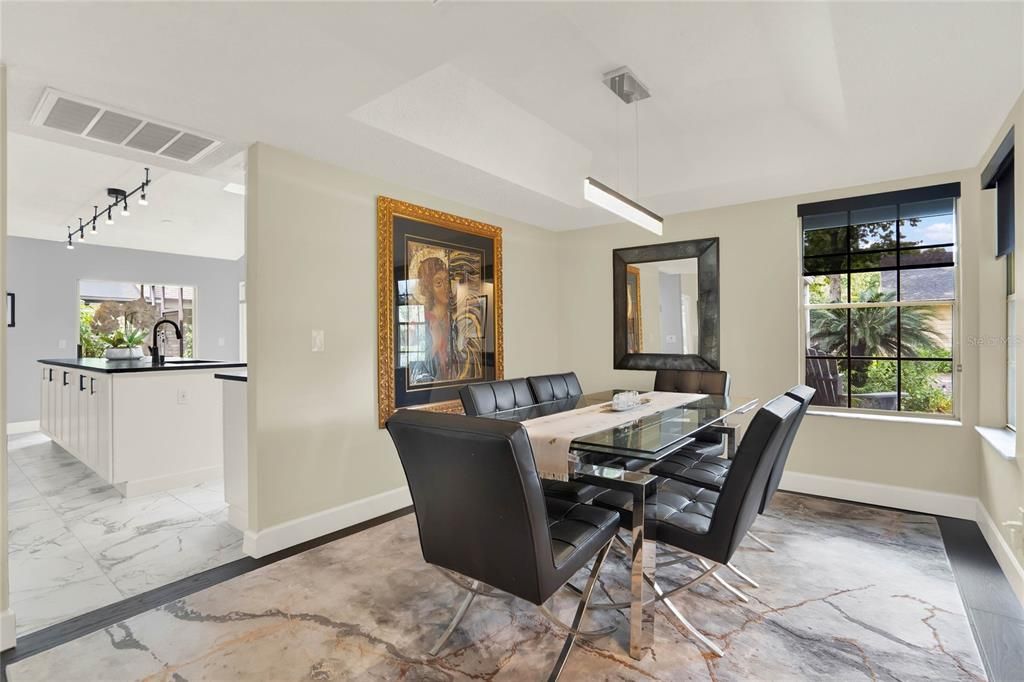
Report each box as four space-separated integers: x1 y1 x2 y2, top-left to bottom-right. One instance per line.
39 358 247 374
214 371 247 382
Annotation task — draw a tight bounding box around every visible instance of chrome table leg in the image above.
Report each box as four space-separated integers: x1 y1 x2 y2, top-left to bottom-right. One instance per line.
629 480 651 659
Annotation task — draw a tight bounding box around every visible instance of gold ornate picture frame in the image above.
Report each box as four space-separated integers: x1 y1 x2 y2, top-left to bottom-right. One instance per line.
377 196 503 428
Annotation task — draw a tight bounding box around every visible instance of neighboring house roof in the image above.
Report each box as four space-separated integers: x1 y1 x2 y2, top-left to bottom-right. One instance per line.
880 269 953 301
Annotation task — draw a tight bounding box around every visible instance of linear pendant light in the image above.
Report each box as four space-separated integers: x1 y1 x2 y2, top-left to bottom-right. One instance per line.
584 177 662 235
585 66 663 236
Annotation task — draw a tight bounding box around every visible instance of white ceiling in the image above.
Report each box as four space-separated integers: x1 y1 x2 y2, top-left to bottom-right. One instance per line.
7 133 245 259
2 1 1022 238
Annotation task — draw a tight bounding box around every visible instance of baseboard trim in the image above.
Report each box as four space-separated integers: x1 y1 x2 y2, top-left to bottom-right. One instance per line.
7 421 39 435
975 499 1024 608
243 486 412 558
0 609 16 651
115 465 224 498
779 471 977 520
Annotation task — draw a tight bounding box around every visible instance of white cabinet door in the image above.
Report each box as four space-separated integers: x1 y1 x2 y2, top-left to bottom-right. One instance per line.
91 375 112 482
68 372 81 455
77 373 92 470
39 367 51 436
58 370 71 446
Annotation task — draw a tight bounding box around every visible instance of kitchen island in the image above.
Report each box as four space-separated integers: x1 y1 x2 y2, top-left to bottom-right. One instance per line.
38 358 246 497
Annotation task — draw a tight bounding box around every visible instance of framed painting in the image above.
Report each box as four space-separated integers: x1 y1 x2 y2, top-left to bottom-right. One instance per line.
377 196 503 427
625 266 642 353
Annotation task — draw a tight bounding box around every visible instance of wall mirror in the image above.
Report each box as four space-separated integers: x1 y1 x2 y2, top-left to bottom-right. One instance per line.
613 238 719 370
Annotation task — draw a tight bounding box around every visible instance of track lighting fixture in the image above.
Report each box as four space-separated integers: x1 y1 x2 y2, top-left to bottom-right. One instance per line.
61 168 150 250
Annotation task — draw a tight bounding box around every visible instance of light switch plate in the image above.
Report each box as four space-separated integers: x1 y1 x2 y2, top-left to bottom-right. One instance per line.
312 329 325 352
58 339 67 349
217 337 225 347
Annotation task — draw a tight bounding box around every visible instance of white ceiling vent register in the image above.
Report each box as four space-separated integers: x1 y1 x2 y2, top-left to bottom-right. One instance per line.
31 88 221 164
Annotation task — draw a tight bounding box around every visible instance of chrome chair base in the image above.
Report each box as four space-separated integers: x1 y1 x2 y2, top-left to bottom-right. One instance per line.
746 531 775 552
429 541 614 682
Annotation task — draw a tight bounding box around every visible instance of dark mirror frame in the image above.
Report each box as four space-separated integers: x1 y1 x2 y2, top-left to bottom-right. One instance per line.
612 237 719 371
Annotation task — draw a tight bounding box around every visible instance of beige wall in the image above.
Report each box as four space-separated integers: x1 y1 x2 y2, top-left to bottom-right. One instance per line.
557 169 981 499
976 90 1024 573
245 143 563 530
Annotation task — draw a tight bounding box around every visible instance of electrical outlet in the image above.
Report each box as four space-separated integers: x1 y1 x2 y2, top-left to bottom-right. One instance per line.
177 389 189 405
58 339 67 349
312 329 325 352
217 337 225 347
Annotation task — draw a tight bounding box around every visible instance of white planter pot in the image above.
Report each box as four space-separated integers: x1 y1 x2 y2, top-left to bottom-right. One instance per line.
104 347 144 360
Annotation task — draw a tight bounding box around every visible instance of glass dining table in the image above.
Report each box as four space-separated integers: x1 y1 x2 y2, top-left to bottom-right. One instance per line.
479 389 758 660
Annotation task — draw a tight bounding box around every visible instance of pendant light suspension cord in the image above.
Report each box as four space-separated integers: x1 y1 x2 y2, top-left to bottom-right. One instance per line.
635 99 640 200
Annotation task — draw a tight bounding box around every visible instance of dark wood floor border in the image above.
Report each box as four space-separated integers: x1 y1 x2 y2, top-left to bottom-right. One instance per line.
0 506 414 678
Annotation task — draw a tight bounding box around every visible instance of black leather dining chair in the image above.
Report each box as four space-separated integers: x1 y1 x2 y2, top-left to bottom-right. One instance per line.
528 372 584 403
590 394 801 657
458 378 603 505
654 369 732 460
650 384 813 494
646 385 815 587
459 378 537 416
386 409 620 680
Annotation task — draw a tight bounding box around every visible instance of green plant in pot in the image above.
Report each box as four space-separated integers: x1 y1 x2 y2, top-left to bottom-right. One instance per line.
100 326 148 360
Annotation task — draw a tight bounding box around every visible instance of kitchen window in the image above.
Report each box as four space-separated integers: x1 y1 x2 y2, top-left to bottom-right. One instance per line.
79 280 195 358
799 183 960 416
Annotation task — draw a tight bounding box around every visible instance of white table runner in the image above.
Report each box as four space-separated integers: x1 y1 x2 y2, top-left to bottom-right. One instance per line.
521 391 707 480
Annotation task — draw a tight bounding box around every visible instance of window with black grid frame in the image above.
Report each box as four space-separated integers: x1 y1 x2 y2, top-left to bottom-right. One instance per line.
799 183 959 415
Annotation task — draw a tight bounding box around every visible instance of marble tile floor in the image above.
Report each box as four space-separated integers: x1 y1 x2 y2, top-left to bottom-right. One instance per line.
7 432 244 636
7 492 986 681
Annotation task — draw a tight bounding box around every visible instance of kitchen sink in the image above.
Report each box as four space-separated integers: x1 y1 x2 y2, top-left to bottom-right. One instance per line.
160 359 222 364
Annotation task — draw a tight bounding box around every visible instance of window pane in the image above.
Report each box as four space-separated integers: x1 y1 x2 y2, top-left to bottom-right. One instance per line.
900 245 954 268
804 274 848 304
850 250 897 272
850 205 896 251
850 306 897 357
804 225 848 257
805 355 846 407
900 360 953 414
899 198 955 248
808 308 847 356
900 267 954 301
804 254 848 276
850 271 896 301
900 305 953 358
850 359 897 411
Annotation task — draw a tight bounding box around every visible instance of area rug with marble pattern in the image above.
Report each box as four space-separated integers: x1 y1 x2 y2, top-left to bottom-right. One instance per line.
7 492 985 681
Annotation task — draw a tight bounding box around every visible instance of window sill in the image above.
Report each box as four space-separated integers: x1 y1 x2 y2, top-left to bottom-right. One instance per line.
807 409 962 427
975 425 1016 461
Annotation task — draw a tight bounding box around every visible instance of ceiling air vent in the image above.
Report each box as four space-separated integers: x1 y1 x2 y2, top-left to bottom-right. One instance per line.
43 97 100 134
86 111 142 144
125 122 180 153
160 133 215 161
31 88 221 164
